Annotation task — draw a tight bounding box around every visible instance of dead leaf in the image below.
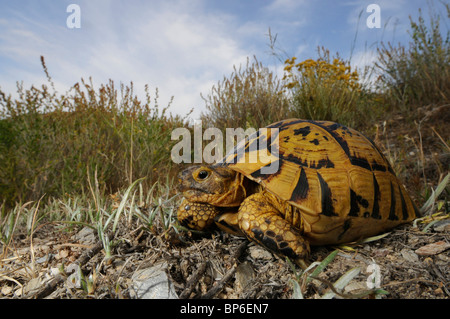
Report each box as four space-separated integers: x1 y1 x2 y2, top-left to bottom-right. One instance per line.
55 249 69 260
23 277 42 295
1 285 13 295
415 241 450 256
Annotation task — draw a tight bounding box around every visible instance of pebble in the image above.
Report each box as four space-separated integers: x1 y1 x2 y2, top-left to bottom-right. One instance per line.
130 262 178 299
433 220 450 232
1 285 13 295
373 248 390 257
35 253 54 264
249 246 273 260
400 248 419 263
72 226 96 245
23 277 42 295
235 261 255 290
50 267 61 276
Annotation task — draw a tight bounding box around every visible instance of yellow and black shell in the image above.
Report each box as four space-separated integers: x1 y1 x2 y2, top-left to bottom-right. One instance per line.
217 118 420 245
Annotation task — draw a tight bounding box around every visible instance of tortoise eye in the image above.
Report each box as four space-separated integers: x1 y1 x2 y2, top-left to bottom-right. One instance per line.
197 170 209 180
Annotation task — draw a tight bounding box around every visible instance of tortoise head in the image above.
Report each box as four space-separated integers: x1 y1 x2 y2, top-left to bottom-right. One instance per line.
176 165 246 233
177 165 246 207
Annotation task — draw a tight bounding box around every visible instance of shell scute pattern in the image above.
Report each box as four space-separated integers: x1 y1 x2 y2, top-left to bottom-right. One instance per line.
219 119 419 244
178 119 420 267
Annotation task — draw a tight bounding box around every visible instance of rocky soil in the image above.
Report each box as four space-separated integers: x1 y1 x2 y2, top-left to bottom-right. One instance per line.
1 106 449 299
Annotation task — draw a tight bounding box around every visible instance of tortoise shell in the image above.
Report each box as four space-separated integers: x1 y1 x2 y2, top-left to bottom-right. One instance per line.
216 118 420 245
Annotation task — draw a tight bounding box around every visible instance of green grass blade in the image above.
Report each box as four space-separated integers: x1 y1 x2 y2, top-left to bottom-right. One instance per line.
358 232 391 244
289 279 304 299
112 177 146 233
421 173 449 215
307 249 338 283
321 267 361 299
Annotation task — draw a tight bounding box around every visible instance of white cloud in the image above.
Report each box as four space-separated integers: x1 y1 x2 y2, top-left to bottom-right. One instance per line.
350 49 379 87
0 0 251 120
265 0 307 13
345 0 414 43
0 0 429 119
351 49 377 68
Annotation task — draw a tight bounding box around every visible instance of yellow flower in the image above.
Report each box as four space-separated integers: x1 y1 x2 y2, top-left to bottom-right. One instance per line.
285 82 297 89
284 57 297 65
284 64 294 72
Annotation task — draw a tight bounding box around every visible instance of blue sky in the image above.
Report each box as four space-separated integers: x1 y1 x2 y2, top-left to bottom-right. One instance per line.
0 0 440 119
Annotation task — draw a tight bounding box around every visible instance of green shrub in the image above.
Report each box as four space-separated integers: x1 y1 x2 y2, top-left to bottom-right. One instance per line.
200 56 290 131
282 48 373 128
375 3 449 112
0 57 187 207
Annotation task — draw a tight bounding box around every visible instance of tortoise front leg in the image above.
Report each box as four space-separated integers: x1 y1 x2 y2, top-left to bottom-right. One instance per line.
237 193 310 268
177 198 220 231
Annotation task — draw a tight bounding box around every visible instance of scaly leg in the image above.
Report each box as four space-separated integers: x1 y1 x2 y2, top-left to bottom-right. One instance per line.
177 198 220 231
237 192 310 268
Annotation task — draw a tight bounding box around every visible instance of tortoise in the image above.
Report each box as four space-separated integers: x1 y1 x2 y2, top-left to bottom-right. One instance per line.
177 119 420 268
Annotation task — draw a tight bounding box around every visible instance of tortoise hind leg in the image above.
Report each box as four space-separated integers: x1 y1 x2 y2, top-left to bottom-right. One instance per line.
237 193 310 268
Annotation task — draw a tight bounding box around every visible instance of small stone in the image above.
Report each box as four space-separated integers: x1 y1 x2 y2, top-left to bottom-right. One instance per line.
50 267 61 276
373 248 390 257
433 220 450 232
23 277 42 295
55 249 69 260
36 253 54 264
235 261 254 290
72 226 96 245
434 287 444 296
1 285 12 295
400 248 419 263
249 246 273 260
131 262 178 299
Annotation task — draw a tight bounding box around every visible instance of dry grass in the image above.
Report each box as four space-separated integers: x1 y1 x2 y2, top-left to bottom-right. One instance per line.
374 3 449 113
200 56 291 131
0 58 188 207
